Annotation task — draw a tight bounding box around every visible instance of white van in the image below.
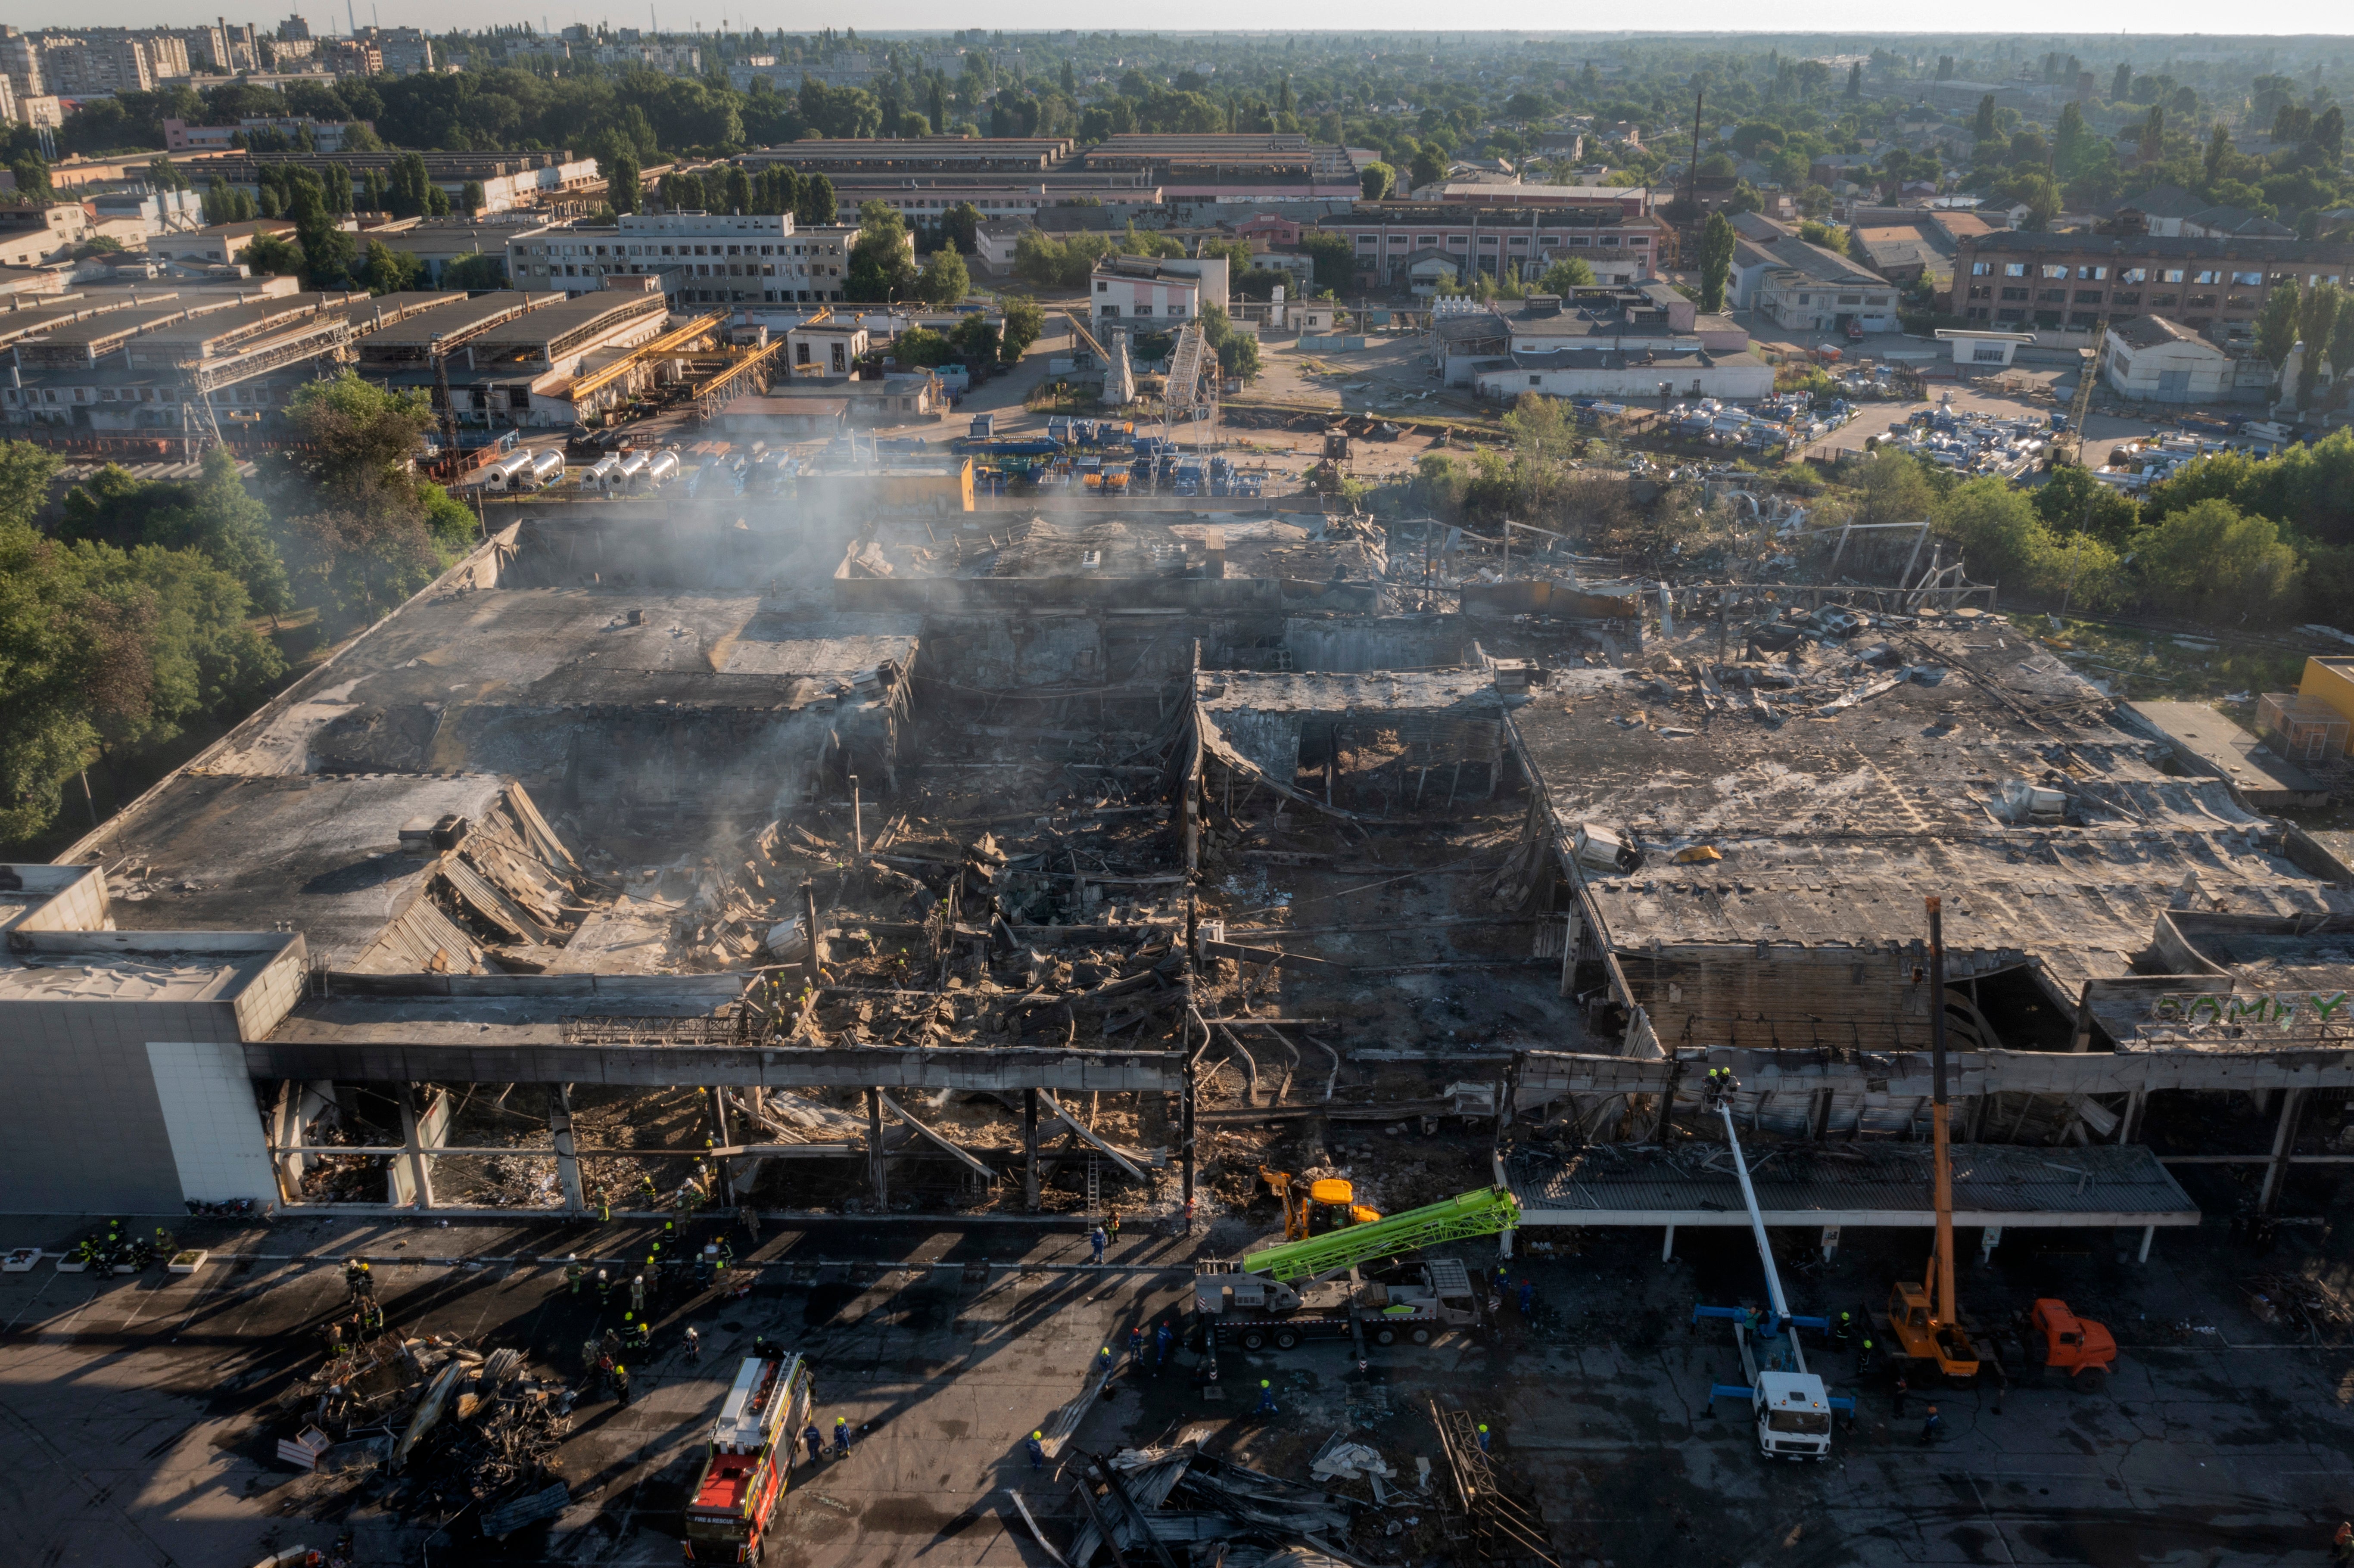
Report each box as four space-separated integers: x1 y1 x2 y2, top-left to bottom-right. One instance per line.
480 450 534 492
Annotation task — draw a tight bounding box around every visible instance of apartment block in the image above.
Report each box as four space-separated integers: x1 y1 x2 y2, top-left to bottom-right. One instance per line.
505 210 879 307
1320 202 1665 289
1954 230 2354 345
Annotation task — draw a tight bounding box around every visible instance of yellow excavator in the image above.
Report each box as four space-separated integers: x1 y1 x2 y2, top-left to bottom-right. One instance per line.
1260 1166 1380 1240
1885 895 1990 1383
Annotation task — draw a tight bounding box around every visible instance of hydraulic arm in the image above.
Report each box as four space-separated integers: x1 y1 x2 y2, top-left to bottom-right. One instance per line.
1236 1186 1520 1285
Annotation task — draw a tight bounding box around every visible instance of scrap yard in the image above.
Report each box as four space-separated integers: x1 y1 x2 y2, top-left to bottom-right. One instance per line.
9 474 2354 1568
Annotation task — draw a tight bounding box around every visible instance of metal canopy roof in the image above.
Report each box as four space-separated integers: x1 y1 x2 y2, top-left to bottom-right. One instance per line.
1502 1142 2199 1229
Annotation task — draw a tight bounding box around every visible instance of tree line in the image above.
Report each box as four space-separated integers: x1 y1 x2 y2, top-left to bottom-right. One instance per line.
0 378 480 853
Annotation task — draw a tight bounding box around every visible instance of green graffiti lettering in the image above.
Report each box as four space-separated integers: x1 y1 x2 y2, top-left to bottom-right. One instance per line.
2315 992 2348 1023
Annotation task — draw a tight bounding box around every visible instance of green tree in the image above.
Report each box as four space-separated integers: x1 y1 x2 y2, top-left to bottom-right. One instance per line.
1300 230 1354 294
1846 62 1862 100
2031 464 2140 548
663 171 707 212
949 313 1000 365
2328 308 2354 407
2133 497 2303 618
1537 255 1596 294
2254 280 2302 373
459 179 486 215
1973 94 1996 142
2203 123 2232 186
2138 105 2165 164
2054 102 2092 186
357 240 424 295
9 156 52 202
998 295 1045 364
799 173 837 225
274 373 464 632
443 252 507 290
847 205 920 302
2298 284 2342 409
244 230 302 277
724 165 754 215
1217 334 1261 382
1696 210 1736 313
607 155 641 216
1856 448 1936 524
0 441 285 845
940 200 983 254
891 325 953 366
290 184 354 289
1410 144 1448 190
1361 161 1395 202
916 245 969 307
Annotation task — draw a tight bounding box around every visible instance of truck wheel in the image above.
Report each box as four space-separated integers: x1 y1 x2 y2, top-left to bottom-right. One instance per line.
1375 1328 1396 1346
2073 1366 2107 1395
1411 1328 1431 1345
1241 1330 1267 1351
1275 1329 1300 1350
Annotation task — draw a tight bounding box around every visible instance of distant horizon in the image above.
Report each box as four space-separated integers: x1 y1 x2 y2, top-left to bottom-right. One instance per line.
15 12 2354 41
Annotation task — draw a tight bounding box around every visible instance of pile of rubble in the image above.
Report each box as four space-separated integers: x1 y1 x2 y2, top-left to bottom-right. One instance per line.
1060 1442 1361 1567
271 1333 575 1540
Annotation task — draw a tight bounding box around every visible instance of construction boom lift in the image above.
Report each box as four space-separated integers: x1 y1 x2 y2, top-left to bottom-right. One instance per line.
1691 1101 1854 1460
2058 316 2108 467
1885 896 2001 1384
681 1350 814 1564
1194 1186 1518 1350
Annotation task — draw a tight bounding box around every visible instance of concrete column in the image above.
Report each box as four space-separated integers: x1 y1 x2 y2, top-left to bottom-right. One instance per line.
1023 1088 1040 1211
270 1080 305 1206
2137 1224 2155 1263
548 1083 585 1213
802 882 822 994
708 1086 735 1207
2259 1087 2307 1214
866 1088 888 1211
2121 1088 2148 1144
398 1083 437 1211
1661 1223 1676 1261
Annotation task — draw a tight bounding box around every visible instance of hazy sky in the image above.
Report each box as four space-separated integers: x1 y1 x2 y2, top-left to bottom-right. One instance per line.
25 4 2354 38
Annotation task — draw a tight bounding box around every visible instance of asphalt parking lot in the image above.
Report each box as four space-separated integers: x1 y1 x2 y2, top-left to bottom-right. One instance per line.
4 1198 2352 1568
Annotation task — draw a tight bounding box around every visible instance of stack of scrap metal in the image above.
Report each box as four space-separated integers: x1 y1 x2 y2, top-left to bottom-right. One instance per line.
1427 1399 1560 1568
1064 1446 1357 1566
268 1334 576 1537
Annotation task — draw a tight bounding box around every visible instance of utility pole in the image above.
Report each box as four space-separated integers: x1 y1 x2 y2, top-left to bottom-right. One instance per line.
430 333 458 474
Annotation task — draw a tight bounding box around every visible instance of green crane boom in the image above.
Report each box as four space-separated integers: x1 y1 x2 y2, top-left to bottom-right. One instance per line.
1239 1186 1520 1284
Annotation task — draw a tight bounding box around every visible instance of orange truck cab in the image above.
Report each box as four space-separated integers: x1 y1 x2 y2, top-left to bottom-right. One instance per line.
683 1352 814 1564
2027 1299 2117 1391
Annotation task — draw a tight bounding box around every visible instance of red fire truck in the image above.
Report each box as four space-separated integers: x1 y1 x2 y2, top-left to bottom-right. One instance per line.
682 1351 813 1564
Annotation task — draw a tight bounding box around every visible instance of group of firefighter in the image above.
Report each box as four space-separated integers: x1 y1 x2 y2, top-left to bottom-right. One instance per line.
567 1210 761 1406
65 1220 176 1279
